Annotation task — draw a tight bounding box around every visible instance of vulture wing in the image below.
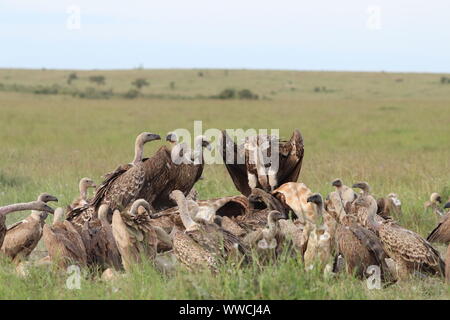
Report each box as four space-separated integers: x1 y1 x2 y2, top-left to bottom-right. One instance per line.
427 212 450 244
220 130 252 196
220 129 304 196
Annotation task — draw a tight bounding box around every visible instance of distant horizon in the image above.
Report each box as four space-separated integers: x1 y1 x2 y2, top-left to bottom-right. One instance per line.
1 67 449 75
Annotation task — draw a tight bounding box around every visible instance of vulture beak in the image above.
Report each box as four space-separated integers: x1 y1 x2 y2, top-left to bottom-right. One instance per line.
149 133 161 141
49 196 59 203
91 184 97 189
444 202 450 209
331 179 342 187
306 194 321 204
436 196 442 204
352 183 363 189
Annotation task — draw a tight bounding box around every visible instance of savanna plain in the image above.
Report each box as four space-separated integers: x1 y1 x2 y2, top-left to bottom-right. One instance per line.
0 68 449 299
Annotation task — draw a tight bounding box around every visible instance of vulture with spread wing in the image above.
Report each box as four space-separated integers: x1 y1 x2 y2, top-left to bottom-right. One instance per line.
220 129 304 196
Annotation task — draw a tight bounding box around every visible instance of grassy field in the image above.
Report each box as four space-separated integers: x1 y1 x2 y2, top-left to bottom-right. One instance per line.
0 68 449 299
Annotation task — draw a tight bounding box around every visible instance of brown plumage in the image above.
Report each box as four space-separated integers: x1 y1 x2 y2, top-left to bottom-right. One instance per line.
42 208 87 269
220 129 304 196
111 199 159 271
0 200 54 248
353 182 445 280
169 190 248 272
69 177 96 210
81 204 122 271
327 191 391 280
446 244 450 284
376 193 402 219
67 132 161 226
1 193 58 264
426 202 450 244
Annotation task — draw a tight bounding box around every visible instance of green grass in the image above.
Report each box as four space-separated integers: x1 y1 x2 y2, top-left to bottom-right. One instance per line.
0 68 449 299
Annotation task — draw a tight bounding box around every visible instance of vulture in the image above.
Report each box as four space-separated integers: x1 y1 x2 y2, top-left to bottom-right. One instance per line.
0 200 54 248
168 190 248 273
376 193 402 219
424 192 444 218
111 199 159 271
303 194 334 272
67 132 161 228
81 204 122 271
353 182 445 280
69 177 96 210
243 210 287 252
426 201 450 244
220 129 304 196
42 207 87 269
149 134 211 210
331 179 357 206
347 182 385 229
1 193 58 264
326 191 392 280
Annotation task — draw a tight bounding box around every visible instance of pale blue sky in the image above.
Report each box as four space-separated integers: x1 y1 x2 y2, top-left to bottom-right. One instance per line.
1 0 449 72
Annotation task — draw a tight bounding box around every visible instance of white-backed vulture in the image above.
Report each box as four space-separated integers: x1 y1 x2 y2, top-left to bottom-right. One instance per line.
42 207 87 269
111 199 159 271
1 193 58 263
377 193 402 219
326 191 392 280
81 204 122 271
426 201 450 244
424 192 444 218
242 210 288 261
331 179 357 206
348 182 385 229
220 129 304 196
67 132 161 228
168 190 248 273
303 194 334 271
353 182 445 280
69 177 96 210
149 135 211 210
0 200 54 248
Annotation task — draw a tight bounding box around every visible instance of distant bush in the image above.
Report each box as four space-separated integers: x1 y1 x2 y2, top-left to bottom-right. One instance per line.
67 72 78 85
73 87 113 99
198 71 204 77
170 81 176 90
314 86 328 93
131 78 149 90
217 88 236 99
237 89 258 100
34 84 60 95
213 88 259 100
440 76 450 84
89 75 106 85
124 89 140 99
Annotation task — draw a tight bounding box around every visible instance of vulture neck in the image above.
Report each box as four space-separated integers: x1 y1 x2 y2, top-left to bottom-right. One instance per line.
266 213 278 238
367 202 382 232
53 208 65 224
79 183 88 201
175 194 198 231
132 137 145 165
0 202 40 216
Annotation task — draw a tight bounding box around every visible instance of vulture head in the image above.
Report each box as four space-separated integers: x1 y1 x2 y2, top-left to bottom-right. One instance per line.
331 179 343 188
79 177 96 190
129 199 153 217
37 193 58 204
138 132 161 144
267 210 288 222
352 182 371 195
195 135 212 151
387 193 401 207
444 201 450 210
429 192 442 204
166 132 178 144
307 193 324 207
